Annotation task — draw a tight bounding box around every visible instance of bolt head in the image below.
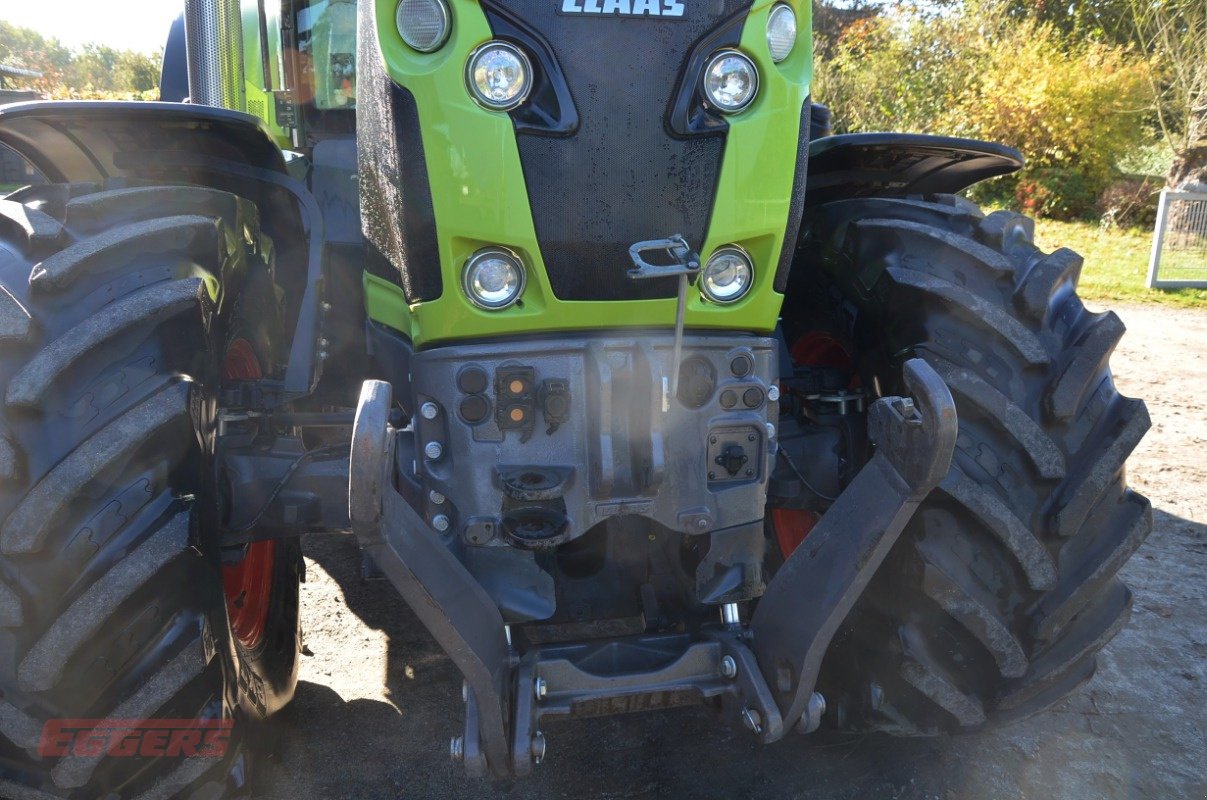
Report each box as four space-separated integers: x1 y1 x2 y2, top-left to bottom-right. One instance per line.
720 655 738 679
767 384 780 402
420 401 439 420
432 514 451 532
424 441 443 460
429 490 446 505
765 422 776 440
534 677 547 700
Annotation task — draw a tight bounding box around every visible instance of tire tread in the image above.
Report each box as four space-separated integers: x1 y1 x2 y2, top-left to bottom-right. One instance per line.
1 382 191 555
796 192 1151 736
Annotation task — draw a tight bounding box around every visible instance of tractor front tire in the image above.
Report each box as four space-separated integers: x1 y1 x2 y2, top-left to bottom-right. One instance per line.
0 182 300 799
791 194 1151 734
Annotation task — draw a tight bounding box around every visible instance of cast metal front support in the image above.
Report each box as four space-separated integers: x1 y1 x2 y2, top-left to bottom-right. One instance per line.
349 357 955 777
350 379 779 779
750 358 957 739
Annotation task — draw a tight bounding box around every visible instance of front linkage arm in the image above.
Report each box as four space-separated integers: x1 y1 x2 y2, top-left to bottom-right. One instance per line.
350 381 514 777
750 358 957 738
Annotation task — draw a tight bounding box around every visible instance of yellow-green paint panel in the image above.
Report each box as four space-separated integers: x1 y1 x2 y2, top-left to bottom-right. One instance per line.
369 0 811 348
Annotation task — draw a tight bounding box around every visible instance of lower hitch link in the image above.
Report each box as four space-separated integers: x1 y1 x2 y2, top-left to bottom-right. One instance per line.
348 358 955 777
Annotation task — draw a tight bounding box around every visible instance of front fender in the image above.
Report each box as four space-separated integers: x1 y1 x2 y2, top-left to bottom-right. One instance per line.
0 100 325 405
803 132 1023 207
0 100 286 187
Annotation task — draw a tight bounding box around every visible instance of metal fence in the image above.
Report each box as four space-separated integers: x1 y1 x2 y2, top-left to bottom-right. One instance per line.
1147 189 1207 288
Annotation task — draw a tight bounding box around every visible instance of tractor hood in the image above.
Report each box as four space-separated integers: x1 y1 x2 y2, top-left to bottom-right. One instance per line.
357 0 812 347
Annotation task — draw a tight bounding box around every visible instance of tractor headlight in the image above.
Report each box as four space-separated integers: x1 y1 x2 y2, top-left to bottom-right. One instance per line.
701 246 754 303
466 42 532 111
463 248 526 309
702 50 758 114
396 0 451 53
766 5 797 63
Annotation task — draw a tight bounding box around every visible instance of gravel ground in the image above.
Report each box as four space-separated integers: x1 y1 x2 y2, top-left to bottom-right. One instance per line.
255 303 1207 800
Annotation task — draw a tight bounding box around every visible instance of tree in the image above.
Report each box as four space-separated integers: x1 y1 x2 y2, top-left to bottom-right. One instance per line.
980 0 1136 43
0 21 74 93
115 51 161 93
812 1 960 58
813 1 1154 218
72 44 121 90
0 21 162 99
813 1 882 58
1126 0 1207 187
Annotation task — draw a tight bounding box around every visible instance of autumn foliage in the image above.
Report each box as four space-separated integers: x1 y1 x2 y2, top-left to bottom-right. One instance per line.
814 4 1154 219
0 20 161 101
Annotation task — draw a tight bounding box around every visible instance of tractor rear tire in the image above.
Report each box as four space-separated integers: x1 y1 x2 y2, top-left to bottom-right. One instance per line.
0 181 300 798
790 194 1151 734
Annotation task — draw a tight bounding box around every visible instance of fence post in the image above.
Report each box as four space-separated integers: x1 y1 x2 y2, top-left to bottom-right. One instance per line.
1146 189 1169 290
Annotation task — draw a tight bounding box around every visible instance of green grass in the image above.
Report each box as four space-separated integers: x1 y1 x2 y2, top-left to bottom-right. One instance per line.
1030 218 1207 308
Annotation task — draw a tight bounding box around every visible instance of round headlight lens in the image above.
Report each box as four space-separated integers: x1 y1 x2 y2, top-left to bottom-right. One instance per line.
463 248 526 309
466 42 532 111
766 4 797 63
396 0 451 53
703 50 759 113
701 247 754 303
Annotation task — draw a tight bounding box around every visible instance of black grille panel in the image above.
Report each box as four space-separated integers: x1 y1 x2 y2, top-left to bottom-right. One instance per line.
486 0 750 301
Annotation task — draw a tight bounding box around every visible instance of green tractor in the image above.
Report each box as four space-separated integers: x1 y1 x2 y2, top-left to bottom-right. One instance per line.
0 0 1151 795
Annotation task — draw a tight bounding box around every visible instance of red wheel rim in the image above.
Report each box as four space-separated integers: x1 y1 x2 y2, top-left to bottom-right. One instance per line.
221 338 276 650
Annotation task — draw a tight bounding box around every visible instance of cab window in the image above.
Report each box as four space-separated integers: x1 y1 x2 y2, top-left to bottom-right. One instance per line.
298 0 357 109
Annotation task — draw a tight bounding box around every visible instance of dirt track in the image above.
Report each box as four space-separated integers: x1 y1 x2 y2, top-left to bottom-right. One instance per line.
256 303 1207 800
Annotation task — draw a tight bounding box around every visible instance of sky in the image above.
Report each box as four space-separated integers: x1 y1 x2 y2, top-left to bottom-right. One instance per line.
0 0 181 54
